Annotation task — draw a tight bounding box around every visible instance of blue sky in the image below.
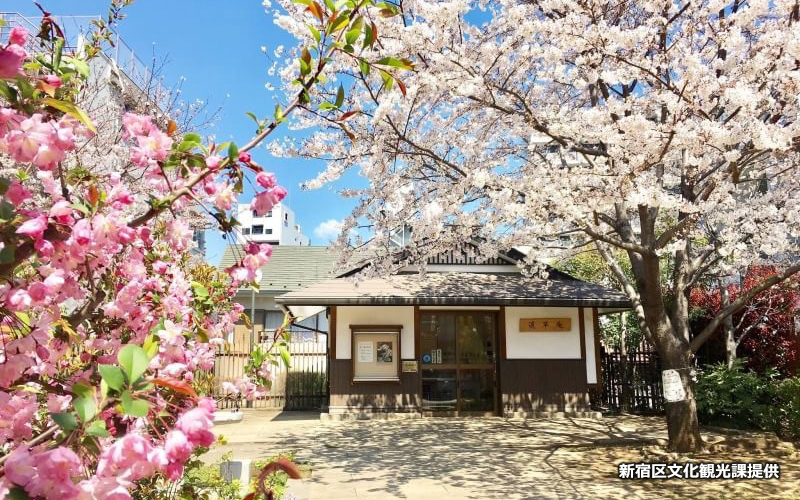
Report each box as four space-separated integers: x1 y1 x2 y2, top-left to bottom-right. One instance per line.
5 0 363 264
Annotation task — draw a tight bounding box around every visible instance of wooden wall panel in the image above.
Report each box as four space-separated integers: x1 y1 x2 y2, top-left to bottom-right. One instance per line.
499 359 591 412
329 359 420 411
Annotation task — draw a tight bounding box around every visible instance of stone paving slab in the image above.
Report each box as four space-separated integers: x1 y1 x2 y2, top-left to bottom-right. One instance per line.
205 412 800 499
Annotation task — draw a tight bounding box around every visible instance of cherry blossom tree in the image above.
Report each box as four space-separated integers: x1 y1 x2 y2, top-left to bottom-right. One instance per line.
273 0 800 451
0 0 390 496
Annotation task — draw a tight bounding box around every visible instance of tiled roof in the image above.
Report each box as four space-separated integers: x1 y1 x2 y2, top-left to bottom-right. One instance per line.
275 272 632 308
219 245 337 292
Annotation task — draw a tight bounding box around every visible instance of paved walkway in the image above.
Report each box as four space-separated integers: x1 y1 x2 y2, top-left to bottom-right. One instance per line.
206 411 799 499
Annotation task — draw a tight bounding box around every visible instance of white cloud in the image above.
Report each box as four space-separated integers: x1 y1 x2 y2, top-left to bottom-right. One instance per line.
313 219 345 242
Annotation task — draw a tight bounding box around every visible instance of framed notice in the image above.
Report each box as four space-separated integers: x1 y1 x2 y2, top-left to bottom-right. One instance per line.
519 318 571 332
351 325 402 382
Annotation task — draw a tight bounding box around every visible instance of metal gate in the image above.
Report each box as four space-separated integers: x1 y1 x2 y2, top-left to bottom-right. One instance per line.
212 328 328 411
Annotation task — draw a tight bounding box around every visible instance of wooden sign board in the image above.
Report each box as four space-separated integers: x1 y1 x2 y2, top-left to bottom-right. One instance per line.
519 318 571 332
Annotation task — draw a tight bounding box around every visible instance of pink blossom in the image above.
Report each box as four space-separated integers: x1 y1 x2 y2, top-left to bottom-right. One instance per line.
47 394 72 413
251 191 275 216
96 433 157 481
77 477 132 500
25 447 82 500
35 238 55 257
16 215 47 239
238 151 252 163
214 183 236 211
42 74 62 88
9 27 28 46
5 181 31 206
0 44 26 79
255 171 276 189
205 155 222 170
164 430 192 462
121 113 153 139
4 447 36 487
0 391 36 444
175 399 215 447
152 260 168 274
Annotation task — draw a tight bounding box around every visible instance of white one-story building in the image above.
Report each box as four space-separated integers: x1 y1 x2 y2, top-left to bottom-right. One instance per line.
276 247 630 418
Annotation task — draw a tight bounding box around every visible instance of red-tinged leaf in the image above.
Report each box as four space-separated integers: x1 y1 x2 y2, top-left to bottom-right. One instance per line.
167 120 178 137
379 8 395 17
337 110 359 121
37 81 57 97
242 494 255 500
397 79 407 98
152 378 198 399
88 185 99 206
260 458 303 480
306 2 323 21
338 123 356 142
301 47 312 65
371 22 378 47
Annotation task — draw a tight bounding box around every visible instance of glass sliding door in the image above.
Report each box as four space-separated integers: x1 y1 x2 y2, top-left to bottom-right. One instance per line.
420 311 497 414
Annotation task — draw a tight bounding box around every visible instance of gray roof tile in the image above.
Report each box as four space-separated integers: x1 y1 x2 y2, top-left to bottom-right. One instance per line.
219 245 337 292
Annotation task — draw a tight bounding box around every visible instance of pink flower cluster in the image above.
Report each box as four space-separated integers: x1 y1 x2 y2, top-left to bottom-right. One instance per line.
224 241 273 285
0 111 84 170
1 399 215 500
0 27 27 79
251 174 287 216
123 113 173 167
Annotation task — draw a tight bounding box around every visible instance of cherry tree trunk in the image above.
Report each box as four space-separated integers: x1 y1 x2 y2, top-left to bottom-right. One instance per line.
660 346 704 452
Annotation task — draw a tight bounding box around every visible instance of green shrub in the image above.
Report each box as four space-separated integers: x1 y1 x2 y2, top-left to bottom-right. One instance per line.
775 377 800 441
695 360 779 429
695 361 800 441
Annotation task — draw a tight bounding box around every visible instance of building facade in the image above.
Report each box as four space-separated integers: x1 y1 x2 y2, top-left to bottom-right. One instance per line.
276 247 630 418
234 202 310 246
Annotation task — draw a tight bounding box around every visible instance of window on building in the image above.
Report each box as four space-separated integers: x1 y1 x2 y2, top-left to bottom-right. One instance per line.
252 210 259 217
284 213 289 221
266 210 272 217
252 225 264 235
284 220 288 227
242 227 251 235
265 228 273 235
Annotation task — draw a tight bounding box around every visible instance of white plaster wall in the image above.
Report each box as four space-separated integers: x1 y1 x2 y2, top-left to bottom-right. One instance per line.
504 306 582 359
336 306 415 359
584 308 597 384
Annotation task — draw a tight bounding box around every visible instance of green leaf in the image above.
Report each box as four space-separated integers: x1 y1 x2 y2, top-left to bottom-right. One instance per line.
318 101 336 111
51 412 78 431
308 24 321 43
118 344 149 384
86 420 110 437
62 56 89 78
191 281 210 298
292 0 313 4
380 70 394 90
299 57 311 76
53 38 64 71
360 59 370 76
335 84 345 108
345 27 361 45
121 390 151 417
376 57 414 70
143 333 160 360
329 11 351 33
98 364 125 391
5 486 30 500
42 98 97 134
0 200 15 222
279 345 291 368
274 104 285 123
74 394 97 423
227 142 239 163
183 132 202 143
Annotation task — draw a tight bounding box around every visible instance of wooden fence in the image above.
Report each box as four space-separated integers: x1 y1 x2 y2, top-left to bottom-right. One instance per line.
213 331 328 410
594 343 664 414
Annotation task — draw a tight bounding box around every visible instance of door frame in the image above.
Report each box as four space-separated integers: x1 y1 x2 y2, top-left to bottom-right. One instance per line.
416 309 501 416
